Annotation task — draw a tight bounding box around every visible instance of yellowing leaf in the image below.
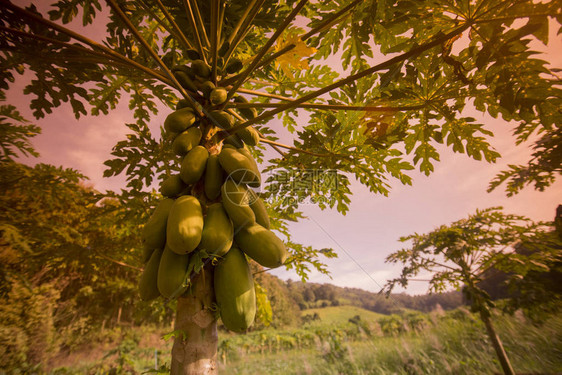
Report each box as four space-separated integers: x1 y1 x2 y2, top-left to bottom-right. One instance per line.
274 30 317 78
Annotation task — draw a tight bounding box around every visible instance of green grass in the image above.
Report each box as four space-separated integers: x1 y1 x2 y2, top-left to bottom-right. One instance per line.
44 306 562 374
219 308 562 375
303 305 386 325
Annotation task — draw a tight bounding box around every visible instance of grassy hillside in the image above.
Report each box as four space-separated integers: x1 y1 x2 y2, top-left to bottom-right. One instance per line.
302 305 386 325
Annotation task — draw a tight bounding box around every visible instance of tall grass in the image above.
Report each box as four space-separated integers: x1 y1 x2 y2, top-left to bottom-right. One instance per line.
46 307 562 374
219 308 562 375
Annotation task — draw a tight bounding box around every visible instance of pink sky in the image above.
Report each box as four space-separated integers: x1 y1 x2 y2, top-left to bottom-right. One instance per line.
5 2 562 295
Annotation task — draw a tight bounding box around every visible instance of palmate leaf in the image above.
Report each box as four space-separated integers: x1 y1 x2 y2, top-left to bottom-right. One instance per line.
0 96 41 162
48 0 103 26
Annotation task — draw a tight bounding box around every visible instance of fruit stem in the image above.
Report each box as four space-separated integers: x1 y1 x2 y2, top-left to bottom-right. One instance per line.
224 0 310 105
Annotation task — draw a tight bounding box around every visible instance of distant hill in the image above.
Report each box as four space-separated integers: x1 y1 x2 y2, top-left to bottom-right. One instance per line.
252 266 465 329
302 305 386 325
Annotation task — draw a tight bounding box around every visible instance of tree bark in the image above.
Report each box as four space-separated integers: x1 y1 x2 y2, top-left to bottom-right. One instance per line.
171 265 218 375
479 310 515 375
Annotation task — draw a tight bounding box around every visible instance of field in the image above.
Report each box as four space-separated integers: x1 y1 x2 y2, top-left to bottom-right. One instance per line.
47 305 562 375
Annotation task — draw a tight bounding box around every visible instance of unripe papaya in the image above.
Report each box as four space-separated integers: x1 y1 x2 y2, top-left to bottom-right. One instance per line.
176 99 190 110
142 198 175 257
165 108 197 133
200 203 233 257
172 127 202 156
221 180 255 229
166 195 204 254
218 147 260 187
208 110 233 130
198 80 215 98
218 41 230 57
157 245 190 299
160 174 187 198
225 58 243 74
248 190 270 229
174 70 199 93
238 126 260 146
210 87 228 105
233 95 258 119
139 248 163 301
191 59 211 78
237 147 261 186
204 155 223 200
223 133 245 148
234 224 288 268
186 49 201 61
180 145 209 185
214 246 256 332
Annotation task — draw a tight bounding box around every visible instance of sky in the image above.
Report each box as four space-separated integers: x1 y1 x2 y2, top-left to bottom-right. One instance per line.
4 3 562 296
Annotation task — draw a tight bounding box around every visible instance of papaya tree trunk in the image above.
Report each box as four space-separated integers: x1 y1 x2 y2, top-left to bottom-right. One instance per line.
478 310 515 375
171 265 218 375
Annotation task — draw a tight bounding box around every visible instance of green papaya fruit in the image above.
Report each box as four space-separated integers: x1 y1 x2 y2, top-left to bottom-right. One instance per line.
223 133 245 148
233 95 258 119
225 58 243 74
237 147 261 186
198 80 216 98
166 195 204 254
176 99 190 110
218 41 230 57
191 59 211 78
200 203 233 257
179 145 209 185
214 246 256 332
142 245 154 265
207 110 233 130
234 224 288 268
221 179 255 229
172 127 202 156
139 248 163 301
210 87 228 105
160 174 187 198
165 108 197 133
204 155 223 200
157 245 190 299
248 190 270 229
174 70 199 93
218 147 260 187
141 198 175 257
186 49 201 60
237 126 260 146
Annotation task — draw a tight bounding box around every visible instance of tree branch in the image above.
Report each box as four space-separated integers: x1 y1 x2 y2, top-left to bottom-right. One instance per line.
96 253 143 272
210 0 220 84
226 22 471 134
223 0 266 65
106 0 203 116
190 0 211 50
259 138 330 157
0 1 170 85
224 0 310 103
226 102 427 112
151 0 195 52
183 0 207 64
235 87 295 101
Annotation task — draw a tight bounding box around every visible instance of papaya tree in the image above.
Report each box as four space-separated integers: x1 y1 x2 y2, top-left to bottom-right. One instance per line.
383 207 562 375
1 0 561 373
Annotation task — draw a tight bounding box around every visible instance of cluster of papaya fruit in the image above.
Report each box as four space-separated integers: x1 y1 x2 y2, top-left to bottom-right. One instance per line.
138 54 288 332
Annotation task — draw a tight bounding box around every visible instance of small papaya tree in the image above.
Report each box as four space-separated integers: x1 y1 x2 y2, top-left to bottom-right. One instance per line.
384 207 562 375
1 0 561 373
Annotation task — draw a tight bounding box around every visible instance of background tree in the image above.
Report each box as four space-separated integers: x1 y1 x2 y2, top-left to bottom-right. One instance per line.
1 0 562 373
383 207 562 375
